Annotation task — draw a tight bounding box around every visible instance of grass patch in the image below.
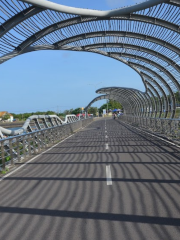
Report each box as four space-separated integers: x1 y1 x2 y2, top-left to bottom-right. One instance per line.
0 167 9 175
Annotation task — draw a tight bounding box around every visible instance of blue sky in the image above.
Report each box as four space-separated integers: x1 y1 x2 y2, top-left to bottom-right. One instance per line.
53 0 142 9
1 0 144 114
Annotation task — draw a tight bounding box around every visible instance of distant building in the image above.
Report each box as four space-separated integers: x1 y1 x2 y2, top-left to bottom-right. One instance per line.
0 111 13 122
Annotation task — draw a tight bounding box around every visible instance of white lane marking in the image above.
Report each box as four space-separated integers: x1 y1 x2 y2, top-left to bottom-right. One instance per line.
105 135 108 138
0 132 76 182
106 165 112 185
105 143 109 150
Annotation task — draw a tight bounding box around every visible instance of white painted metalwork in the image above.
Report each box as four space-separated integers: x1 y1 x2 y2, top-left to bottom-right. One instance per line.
20 0 168 17
0 114 87 138
0 117 93 170
0 0 180 119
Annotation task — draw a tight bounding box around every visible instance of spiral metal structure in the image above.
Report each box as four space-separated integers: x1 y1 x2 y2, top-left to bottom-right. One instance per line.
1 0 180 118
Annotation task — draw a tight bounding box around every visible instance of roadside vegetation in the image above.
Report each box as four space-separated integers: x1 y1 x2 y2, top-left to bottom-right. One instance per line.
9 100 122 121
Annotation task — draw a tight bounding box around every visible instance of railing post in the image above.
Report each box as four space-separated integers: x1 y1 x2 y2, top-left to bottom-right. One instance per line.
50 129 54 145
1 141 5 170
37 133 41 153
28 134 32 158
57 126 61 141
46 129 50 147
43 130 47 149
16 137 21 162
52 128 55 144
0 117 96 172
32 133 37 154
9 138 14 167
22 135 27 161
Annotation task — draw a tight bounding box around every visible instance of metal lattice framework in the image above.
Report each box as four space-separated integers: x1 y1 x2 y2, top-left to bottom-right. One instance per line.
1 0 180 118
0 114 84 138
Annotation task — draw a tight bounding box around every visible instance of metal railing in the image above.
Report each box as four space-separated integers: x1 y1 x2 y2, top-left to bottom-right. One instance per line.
0 118 93 171
120 115 180 141
0 114 85 138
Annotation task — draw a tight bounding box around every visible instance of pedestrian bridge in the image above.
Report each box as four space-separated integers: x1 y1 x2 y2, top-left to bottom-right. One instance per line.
0 118 180 240
1 0 180 239
1 0 180 119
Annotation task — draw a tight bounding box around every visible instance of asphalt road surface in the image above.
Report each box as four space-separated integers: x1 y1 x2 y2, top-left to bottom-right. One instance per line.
0 119 180 240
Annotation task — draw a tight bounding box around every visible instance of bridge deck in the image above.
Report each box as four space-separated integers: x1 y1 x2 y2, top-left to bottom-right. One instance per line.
0 119 180 240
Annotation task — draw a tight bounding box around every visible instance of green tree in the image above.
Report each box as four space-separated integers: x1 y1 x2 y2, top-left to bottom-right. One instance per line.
175 92 180 104
45 111 56 115
98 100 123 113
11 110 57 121
98 104 108 114
108 99 123 110
2 113 10 120
88 107 98 116
71 108 81 115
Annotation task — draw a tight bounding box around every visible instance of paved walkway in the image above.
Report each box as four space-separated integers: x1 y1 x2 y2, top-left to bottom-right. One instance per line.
0 119 180 240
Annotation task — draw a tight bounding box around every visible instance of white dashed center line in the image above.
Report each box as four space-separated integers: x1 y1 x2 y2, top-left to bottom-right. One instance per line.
106 165 112 185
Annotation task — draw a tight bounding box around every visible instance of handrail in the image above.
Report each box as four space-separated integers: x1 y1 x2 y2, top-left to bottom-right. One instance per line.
0 114 88 138
119 115 180 141
0 117 93 170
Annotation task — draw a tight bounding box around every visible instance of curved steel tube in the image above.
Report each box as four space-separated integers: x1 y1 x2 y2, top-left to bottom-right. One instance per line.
0 114 78 137
0 0 179 123
111 52 180 93
142 73 168 118
113 90 139 116
16 15 180 55
146 82 163 118
130 63 175 118
147 88 157 118
84 94 110 111
21 0 169 17
83 43 180 74
0 6 42 38
54 31 180 56
96 87 147 116
130 64 170 112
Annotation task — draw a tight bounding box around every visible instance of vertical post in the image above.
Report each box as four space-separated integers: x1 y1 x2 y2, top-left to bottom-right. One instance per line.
28 134 32 158
23 135 27 161
1 141 5 170
9 138 14 166
52 129 55 144
16 137 21 162
33 133 37 154
43 130 47 149
51 129 54 145
57 126 61 141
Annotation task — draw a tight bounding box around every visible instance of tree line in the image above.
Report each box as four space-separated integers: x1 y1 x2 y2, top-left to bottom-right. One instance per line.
7 100 123 121
3 92 180 122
